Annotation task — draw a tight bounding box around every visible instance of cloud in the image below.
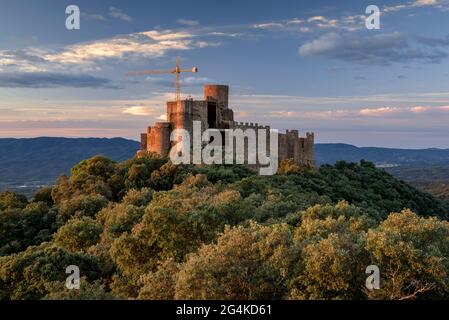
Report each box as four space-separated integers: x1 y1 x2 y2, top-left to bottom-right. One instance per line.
83 13 106 21
245 0 448 38
109 7 133 23
0 72 118 89
209 32 240 37
232 91 449 108
3 91 449 146
250 14 365 33
56 29 217 64
307 16 339 28
411 106 431 113
0 49 49 72
252 23 285 29
307 16 326 23
416 34 449 46
416 0 438 5
302 109 352 119
269 110 300 118
359 105 449 116
299 32 448 65
265 105 449 122
384 0 444 12
122 106 152 116
140 30 194 41
0 29 220 71
177 19 200 26
359 107 401 116
287 18 304 25
247 2 447 36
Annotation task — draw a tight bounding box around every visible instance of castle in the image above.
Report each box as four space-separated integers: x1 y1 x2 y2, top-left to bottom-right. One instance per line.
137 84 315 168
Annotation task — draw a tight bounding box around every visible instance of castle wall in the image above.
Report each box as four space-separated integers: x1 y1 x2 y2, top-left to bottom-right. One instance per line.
219 108 234 127
167 100 208 132
204 85 229 108
278 134 288 161
138 84 315 169
140 133 147 150
304 132 315 167
147 122 171 156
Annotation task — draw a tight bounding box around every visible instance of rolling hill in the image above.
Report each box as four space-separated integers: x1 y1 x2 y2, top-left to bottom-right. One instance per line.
1 138 449 195
0 137 139 194
315 143 449 166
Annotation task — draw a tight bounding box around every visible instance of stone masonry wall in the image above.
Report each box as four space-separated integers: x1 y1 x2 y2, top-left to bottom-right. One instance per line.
139 85 315 169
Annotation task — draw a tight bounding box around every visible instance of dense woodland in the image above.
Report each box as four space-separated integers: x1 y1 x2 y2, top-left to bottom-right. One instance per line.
1 154 449 300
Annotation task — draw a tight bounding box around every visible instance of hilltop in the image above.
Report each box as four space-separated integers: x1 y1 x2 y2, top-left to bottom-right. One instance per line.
2 138 449 196
1 155 449 300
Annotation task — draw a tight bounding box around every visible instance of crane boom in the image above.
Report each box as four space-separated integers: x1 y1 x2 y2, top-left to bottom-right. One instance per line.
126 69 176 76
127 58 198 102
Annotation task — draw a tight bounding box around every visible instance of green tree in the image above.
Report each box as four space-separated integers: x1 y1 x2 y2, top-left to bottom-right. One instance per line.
109 234 154 298
175 223 295 300
54 217 103 253
51 175 72 203
138 258 180 300
97 203 145 238
129 175 252 267
278 159 302 175
43 279 116 300
121 188 153 207
365 209 449 300
0 202 57 256
0 244 102 300
110 233 154 277
52 156 121 201
32 187 54 206
119 153 168 192
58 193 108 223
289 202 373 300
0 191 28 210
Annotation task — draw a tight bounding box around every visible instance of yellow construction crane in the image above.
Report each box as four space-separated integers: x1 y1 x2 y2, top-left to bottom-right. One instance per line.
127 58 198 102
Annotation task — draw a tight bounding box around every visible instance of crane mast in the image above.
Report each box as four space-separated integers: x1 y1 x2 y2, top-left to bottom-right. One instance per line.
127 58 198 103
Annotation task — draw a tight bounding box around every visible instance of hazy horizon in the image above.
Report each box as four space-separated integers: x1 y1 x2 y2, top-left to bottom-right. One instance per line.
1 135 449 150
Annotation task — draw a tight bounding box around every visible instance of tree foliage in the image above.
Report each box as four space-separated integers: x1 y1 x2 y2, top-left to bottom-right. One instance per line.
1 156 449 300
54 216 103 253
0 202 57 256
0 244 102 300
175 223 295 300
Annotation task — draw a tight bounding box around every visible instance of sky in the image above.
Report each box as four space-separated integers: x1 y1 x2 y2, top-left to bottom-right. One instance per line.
1 0 449 148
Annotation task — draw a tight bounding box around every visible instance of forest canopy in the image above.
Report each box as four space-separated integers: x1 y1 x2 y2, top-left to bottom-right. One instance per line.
1 154 449 300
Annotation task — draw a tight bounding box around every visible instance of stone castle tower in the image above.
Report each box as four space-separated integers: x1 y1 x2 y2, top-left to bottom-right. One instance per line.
138 84 315 168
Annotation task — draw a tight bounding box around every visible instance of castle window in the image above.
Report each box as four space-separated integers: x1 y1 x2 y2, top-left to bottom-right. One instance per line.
207 102 217 129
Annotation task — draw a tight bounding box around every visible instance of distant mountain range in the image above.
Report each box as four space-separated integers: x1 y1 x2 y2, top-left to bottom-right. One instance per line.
0 137 139 194
315 143 449 166
1 137 449 194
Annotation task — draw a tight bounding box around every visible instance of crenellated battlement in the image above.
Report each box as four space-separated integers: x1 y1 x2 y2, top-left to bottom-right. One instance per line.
232 121 270 130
